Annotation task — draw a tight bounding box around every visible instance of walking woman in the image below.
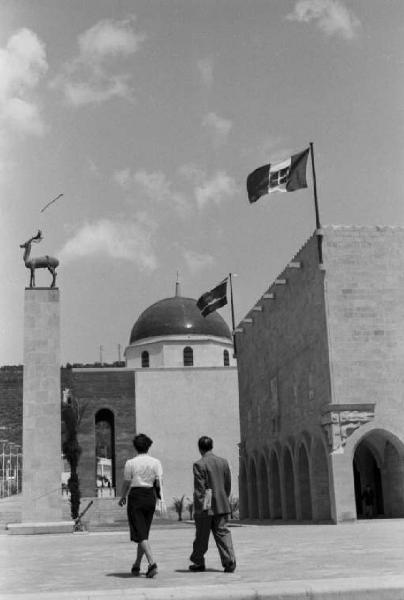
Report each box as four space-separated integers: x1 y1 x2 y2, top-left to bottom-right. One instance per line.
118 433 163 578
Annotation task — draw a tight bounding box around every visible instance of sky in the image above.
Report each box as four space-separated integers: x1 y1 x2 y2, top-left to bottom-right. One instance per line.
0 0 403 365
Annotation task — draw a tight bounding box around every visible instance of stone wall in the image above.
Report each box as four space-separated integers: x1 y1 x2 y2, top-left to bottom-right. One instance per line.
323 225 404 421
236 232 333 521
71 369 136 497
236 233 331 456
321 226 404 520
236 226 404 523
135 366 240 508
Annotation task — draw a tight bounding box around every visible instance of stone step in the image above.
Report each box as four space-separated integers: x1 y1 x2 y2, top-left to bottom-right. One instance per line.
1 494 178 529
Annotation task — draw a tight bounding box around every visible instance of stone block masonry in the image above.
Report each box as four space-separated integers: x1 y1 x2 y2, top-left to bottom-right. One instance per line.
22 288 62 522
236 226 404 524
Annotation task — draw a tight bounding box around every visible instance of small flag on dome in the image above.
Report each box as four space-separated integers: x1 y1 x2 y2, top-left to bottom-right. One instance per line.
197 278 228 317
247 147 310 203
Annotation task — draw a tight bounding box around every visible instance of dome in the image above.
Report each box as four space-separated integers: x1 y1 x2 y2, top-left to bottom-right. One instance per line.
129 296 232 344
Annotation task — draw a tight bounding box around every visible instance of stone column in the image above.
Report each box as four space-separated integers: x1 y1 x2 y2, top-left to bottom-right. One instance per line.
329 451 357 522
22 288 62 522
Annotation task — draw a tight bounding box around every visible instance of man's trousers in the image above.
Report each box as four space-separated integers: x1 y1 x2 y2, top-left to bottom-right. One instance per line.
190 513 235 567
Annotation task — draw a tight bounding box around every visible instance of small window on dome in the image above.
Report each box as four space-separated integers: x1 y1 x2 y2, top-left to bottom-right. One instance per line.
141 351 150 368
223 349 230 366
183 346 193 366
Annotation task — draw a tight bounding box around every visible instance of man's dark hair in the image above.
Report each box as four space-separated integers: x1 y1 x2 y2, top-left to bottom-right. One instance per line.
133 433 153 453
198 436 213 453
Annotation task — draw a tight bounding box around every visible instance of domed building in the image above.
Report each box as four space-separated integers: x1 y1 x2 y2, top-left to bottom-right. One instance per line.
125 282 236 369
67 283 239 516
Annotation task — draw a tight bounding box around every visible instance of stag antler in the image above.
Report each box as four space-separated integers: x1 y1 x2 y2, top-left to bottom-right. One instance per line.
32 230 43 243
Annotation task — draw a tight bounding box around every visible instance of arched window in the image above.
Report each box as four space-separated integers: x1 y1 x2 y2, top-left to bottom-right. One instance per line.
183 346 193 366
141 351 149 368
95 409 115 495
223 349 230 366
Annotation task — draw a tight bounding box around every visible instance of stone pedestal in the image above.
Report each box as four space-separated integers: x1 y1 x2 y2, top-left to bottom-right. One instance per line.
20 288 68 529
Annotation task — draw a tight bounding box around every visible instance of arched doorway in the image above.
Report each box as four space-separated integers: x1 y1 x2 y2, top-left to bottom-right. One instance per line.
283 448 296 520
95 409 116 497
249 459 259 518
353 437 384 518
298 444 312 521
269 451 282 519
258 455 270 518
383 440 404 517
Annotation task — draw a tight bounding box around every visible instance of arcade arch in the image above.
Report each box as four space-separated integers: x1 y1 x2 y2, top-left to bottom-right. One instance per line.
258 454 270 518
249 458 259 518
283 447 296 520
353 429 404 518
311 437 331 521
298 444 312 520
239 460 249 519
269 451 282 519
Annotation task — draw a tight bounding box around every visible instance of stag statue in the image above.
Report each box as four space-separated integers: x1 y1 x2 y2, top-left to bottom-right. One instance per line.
20 230 59 288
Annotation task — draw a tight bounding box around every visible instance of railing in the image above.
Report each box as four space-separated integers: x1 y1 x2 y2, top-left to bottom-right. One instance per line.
0 440 22 498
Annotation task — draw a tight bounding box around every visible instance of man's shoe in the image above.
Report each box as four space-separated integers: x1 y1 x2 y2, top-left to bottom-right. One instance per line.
189 563 206 572
224 561 236 573
131 564 140 576
146 563 158 578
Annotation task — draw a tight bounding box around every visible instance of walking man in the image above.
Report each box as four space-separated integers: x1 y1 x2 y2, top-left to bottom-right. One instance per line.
189 436 236 573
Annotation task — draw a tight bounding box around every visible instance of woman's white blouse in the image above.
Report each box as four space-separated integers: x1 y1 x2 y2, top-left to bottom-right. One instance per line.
124 454 163 488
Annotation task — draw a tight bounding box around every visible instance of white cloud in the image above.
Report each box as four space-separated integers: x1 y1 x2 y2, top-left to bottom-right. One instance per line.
286 0 361 40
178 163 206 185
87 157 100 176
63 75 132 106
195 171 237 210
134 169 171 199
52 17 145 106
114 167 190 214
113 167 131 188
78 18 145 61
58 215 158 271
202 112 232 144
197 57 214 88
0 28 48 135
179 164 238 210
135 169 189 213
114 164 236 213
183 249 214 275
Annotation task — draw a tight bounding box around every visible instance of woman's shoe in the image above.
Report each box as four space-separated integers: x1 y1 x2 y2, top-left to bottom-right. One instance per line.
146 563 158 578
189 563 206 572
131 564 140 576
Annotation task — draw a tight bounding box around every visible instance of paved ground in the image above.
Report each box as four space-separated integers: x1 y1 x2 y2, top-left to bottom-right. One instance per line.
1 519 404 600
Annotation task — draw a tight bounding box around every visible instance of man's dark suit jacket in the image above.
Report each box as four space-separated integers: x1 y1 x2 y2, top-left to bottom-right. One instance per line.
193 451 231 516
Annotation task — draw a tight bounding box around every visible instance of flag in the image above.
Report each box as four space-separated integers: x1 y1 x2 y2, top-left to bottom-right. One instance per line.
197 278 228 317
247 147 310 203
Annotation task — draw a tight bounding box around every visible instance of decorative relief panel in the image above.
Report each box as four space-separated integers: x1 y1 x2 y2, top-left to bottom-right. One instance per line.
321 404 375 453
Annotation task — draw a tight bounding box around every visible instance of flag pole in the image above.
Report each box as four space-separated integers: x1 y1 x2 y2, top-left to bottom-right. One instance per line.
228 273 237 358
309 142 322 263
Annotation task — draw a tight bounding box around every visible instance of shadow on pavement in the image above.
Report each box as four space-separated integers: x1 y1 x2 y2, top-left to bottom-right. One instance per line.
106 572 138 578
175 568 223 573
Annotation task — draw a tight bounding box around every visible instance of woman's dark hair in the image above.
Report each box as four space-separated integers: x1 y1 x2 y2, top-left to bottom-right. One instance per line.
133 433 153 453
198 436 213 453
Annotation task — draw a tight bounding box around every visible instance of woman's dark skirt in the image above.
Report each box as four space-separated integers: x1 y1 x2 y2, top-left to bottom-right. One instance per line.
127 487 156 543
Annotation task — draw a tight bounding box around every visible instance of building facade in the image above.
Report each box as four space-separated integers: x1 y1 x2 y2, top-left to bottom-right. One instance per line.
64 286 239 510
236 226 404 523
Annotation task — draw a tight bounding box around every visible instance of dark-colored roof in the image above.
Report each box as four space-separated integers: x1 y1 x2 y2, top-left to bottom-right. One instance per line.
129 296 231 344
